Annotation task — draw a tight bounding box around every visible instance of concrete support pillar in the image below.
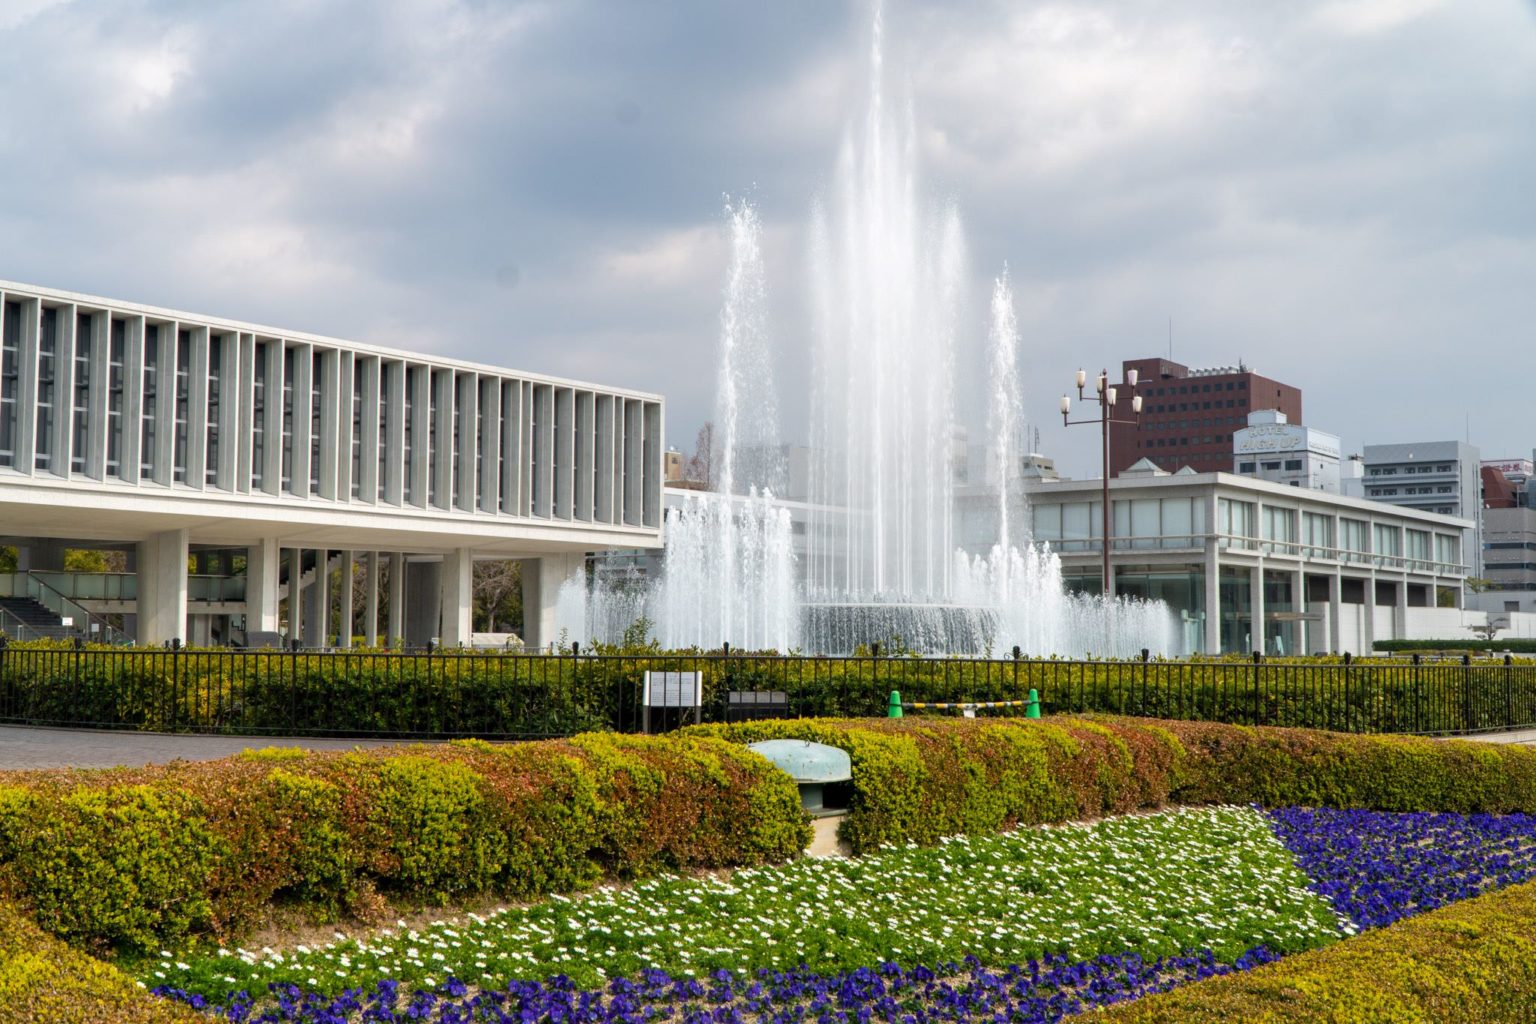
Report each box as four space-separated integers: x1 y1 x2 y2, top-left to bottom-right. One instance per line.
363 551 380 647
246 537 280 633
1249 562 1265 655
1203 543 1221 655
136 528 188 646
1289 568 1305 657
1326 573 1342 655
286 547 303 647
405 558 441 648
387 552 405 648
1370 574 1382 644
522 552 584 651
337 550 354 648
303 549 329 648
440 548 473 648
1394 577 1409 641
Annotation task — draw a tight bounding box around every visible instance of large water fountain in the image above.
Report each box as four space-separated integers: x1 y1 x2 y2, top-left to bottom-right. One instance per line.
573 5 1179 657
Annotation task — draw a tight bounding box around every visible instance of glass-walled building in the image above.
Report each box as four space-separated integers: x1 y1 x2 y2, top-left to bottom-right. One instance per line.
957 471 1470 655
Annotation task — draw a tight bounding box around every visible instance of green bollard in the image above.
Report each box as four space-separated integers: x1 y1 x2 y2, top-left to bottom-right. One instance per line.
888 690 903 718
1026 688 1041 719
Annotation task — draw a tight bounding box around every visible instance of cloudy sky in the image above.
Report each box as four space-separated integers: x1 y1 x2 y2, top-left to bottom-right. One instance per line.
0 0 1532 477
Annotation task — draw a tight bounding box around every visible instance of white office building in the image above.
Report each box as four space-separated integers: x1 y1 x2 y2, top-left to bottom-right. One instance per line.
0 280 664 647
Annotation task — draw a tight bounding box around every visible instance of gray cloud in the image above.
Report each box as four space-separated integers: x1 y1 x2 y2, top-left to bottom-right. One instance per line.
0 0 1531 474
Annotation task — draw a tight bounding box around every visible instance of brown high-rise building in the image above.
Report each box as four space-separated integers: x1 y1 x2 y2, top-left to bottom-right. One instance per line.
1106 358 1302 477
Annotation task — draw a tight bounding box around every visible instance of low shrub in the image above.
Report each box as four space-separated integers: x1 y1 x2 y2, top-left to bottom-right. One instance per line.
0 898 196 1024
1096 876 1536 1022
689 715 1536 852
0 734 808 954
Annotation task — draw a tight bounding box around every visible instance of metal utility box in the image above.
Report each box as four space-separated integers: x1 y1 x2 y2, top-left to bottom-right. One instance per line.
746 739 852 812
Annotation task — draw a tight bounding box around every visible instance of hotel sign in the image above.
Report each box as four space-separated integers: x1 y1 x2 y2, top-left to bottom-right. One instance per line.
1235 425 1339 460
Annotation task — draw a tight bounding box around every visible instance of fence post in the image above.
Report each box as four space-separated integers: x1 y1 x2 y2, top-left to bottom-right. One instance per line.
1506 653 1514 730
1343 651 1352 733
1252 650 1262 726
1411 653 1421 734
1140 647 1150 715
1012 645 1021 702
1462 653 1473 732
871 642 880 715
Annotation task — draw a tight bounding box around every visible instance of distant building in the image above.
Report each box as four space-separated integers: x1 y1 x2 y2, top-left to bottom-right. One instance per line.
1481 458 1532 509
1362 441 1482 575
1231 410 1342 492
1480 506 1536 599
664 446 685 482
1109 358 1302 476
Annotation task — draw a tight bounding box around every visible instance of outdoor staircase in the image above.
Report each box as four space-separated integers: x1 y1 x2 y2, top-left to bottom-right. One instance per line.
0 597 75 641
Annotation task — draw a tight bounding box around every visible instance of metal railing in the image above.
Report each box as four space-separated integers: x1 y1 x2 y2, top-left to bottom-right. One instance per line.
20 574 131 646
0 644 1533 740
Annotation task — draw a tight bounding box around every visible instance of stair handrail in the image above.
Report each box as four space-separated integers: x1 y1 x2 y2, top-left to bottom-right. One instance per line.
0 603 42 643
21 572 129 646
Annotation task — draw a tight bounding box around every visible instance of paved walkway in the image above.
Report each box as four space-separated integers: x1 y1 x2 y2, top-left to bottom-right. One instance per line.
0 725 412 771
1463 728 1536 746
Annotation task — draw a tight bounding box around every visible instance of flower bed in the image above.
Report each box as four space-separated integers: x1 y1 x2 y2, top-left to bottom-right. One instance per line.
156 952 1289 1024
142 806 1339 1008
1269 806 1536 930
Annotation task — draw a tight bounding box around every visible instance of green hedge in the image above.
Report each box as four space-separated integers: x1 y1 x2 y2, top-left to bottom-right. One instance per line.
0 734 809 954
687 716 1536 853
0 898 195 1024
1377 638 1536 654
11 642 1536 737
1097 876 1536 1022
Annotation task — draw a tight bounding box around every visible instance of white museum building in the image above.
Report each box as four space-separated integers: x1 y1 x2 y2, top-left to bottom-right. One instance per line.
0 280 664 648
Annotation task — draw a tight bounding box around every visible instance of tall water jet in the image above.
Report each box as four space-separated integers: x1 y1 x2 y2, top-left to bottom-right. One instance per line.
806 2 961 606
585 199 799 652
580 2 1181 659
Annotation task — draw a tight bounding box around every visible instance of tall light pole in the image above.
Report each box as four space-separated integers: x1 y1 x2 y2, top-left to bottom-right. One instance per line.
1060 368 1143 598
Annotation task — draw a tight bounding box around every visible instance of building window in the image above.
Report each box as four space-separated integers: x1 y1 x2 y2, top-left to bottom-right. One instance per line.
205 338 221 486
1284 459 1301 470
35 308 57 472
141 325 159 480
280 345 295 492
351 359 364 499
1261 461 1281 471
106 319 124 479
403 367 417 504
71 313 91 474
173 330 191 483
251 342 267 490
0 302 18 469
309 350 323 494
1239 461 1255 472
1437 464 1453 472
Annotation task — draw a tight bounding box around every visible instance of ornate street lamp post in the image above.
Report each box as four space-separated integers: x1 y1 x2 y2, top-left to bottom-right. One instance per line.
1060 368 1143 598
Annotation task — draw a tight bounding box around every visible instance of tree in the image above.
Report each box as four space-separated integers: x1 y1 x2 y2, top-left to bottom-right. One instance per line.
473 559 523 635
1469 618 1507 643
1465 577 1494 594
685 422 715 489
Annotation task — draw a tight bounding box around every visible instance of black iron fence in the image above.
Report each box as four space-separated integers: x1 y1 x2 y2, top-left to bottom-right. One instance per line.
0 641 1533 739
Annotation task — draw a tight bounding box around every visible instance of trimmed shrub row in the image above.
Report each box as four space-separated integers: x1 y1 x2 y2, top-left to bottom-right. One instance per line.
1377 637 1536 654
0 898 195 1024
11 641 1536 738
0 734 809 954
687 716 1536 852
1096 876 1536 1022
